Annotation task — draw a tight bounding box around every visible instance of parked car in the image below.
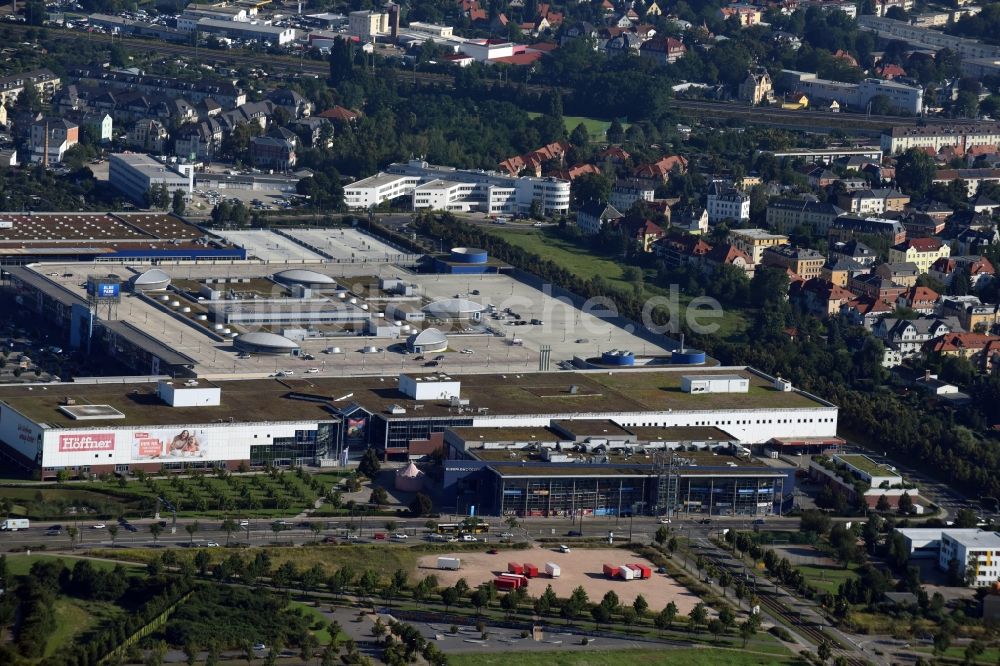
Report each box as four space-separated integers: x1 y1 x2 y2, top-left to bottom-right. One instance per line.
558 544 571 553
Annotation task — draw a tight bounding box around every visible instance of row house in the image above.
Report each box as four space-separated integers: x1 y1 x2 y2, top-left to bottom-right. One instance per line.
499 140 571 177
127 119 169 153
633 155 688 183
837 188 909 215
829 215 907 246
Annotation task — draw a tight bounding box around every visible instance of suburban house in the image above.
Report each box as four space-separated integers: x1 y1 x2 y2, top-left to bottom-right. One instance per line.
739 67 774 104
791 278 857 317
577 201 624 235
874 317 954 366
706 181 750 223
896 285 940 314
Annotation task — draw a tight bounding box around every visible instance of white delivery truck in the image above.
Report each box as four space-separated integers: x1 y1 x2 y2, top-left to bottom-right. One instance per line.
544 562 561 578
1 518 29 531
436 556 461 570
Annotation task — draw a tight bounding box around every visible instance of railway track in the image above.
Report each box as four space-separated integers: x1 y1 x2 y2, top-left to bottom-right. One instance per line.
5 22 945 132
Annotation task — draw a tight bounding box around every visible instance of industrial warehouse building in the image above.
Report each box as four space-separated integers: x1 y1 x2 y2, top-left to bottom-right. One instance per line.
0 367 837 516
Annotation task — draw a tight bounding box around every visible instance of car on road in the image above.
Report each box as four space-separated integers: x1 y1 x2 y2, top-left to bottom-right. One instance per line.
92 523 106 529
500 532 514 539
699 518 712 524
124 524 138 532
239 520 250 527
253 643 266 652
460 348 474 354
422 361 439 367
206 541 220 547
434 355 445 361
658 518 672 524
46 527 62 535
391 533 408 541
322 536 338 544
461 534 477 542
753 518 765 525
306 367 319 373
558 544 571 553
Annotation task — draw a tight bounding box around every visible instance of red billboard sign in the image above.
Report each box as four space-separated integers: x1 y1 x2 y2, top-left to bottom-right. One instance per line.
58 433 115 452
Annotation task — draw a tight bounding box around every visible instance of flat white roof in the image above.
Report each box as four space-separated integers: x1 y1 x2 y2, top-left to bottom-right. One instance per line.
944 530 1000 549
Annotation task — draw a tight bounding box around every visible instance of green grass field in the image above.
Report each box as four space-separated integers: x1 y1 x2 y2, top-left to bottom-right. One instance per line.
793 564 858 595
88 544 421 581
526 112 630 141
5 553 143 577
448 647 800 666
287 601 351 645
487 227 748 340
45 598 96 659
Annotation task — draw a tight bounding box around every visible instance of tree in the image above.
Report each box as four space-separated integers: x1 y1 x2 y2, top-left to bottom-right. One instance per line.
655 526 669 546
194 550 211 576
690 602 708 631
707 618 725 643
600 590 620 615
470 588 488 616
172 190 186 216
897 491 914 515
108 524 119 546
359 448 381 479
718 571 732 598
590 603 611 629
895 148 936 198
955 508 979 528
310 523 323 542
667 536 678 556
569 122 590 148
221 518 238 545
632 594 649 619
572 171 613 207
185 520 199 545
440 587 459 613
718 606 736 630
818 641 832 663
369 486 389 507
607 118 625 144
739 619 757 648
875 494 891 512
409 492 433 517
149 523 163 545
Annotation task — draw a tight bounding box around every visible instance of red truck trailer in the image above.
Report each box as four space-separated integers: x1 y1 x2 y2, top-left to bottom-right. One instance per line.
523 563 539 578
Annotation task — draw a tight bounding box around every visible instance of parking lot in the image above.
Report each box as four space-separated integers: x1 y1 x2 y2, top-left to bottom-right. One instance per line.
417 547 699 613
212 229 327 262
283 227 414 263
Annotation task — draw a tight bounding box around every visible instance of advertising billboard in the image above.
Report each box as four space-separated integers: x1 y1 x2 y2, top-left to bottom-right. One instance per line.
41 420 320 468
58 433 115 452
131 429 207 460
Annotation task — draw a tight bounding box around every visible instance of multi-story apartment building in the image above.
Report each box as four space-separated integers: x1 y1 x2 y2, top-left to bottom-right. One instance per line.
889 238 951 274
761 245 825 279
729 228 788 264
766 199 844 235
859 15 1000 61
707 182 750 223
881 123 1000 155
837 188 909 215
0 68 61 107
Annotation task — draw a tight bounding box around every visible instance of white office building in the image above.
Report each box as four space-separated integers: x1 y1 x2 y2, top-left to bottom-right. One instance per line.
109 153 194 204
940 530 1000 586
345 160 570 215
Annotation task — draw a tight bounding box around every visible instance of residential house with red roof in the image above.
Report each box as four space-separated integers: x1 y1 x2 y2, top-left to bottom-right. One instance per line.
888 237 950 273
498 140 571 177
318 105 360 122
638 36 686 65
791 278 857 317
841 296 895 328
929 255 996 288
620 217 665 252
598 145 631 165
633 154 688 182
924 332 1000 371
654 234 712 267
896 285 940 314
703 243 754 276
